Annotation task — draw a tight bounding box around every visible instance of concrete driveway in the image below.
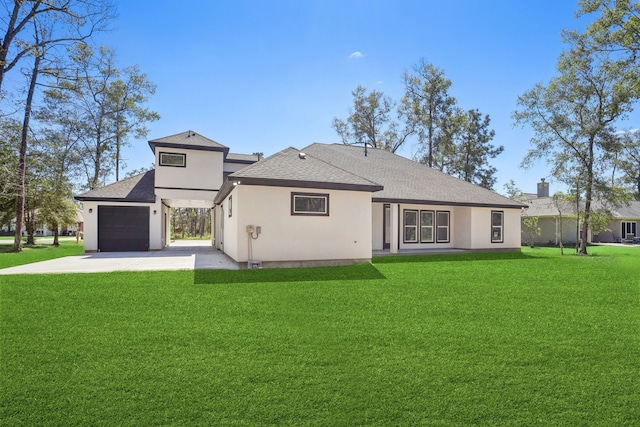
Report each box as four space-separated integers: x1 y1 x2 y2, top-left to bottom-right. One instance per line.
0 240 238 275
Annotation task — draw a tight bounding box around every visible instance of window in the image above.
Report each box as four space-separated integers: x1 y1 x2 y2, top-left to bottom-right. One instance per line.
228 196 232 218
491 211 504 243
436 211 450 243
420 210 434 243
159 152 186 167
404 210 418 243
291 192 329 216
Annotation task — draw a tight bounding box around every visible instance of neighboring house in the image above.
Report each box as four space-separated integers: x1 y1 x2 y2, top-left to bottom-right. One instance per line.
592 202 640 243
521 179 640 245
2 209 84 237
76 131 526 267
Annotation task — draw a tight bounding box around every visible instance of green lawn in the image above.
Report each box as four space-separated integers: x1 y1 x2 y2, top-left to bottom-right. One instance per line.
1 247 639 425
0 240 84 269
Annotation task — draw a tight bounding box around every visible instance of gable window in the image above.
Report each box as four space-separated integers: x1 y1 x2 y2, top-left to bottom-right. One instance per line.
228 196 232 218
491 211 504 243
420 210 434 243
436 211 450 243
291 192 329 216
404 210 418 243
159 152 186 167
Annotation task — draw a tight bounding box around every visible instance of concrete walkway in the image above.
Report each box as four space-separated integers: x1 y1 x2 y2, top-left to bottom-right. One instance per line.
0 240 238 275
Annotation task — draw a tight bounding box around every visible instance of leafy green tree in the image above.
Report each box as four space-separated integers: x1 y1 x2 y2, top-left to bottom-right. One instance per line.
522 216 541 248
513 44 637 254
332 85 414 153
570 0 640 62
447 109 502 189
38 179 77 246
615 130 640 198
402 60 457 167
40 43 159 190
0 118 20 230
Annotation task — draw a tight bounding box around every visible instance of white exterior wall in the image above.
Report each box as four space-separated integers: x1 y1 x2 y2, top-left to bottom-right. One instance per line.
80 200 162 252
220 190 239 261
397 204 456 250
221 185 372 263
389 204 521 251
464 207 521 250
154 148 224 191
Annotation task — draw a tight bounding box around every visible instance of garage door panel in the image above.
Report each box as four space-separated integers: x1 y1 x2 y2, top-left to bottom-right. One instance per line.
98 206 149 252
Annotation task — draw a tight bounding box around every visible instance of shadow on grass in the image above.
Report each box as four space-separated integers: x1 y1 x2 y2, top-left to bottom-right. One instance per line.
194 263 386 284
372 251 537 264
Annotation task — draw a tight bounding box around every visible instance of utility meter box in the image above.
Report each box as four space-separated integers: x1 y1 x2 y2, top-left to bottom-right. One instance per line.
248 260 262 269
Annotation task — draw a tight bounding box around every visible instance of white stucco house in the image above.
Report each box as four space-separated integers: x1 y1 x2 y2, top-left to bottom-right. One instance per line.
76 131 526 267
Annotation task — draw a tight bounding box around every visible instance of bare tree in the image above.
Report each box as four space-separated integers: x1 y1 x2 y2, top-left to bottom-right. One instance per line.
0 0 114 94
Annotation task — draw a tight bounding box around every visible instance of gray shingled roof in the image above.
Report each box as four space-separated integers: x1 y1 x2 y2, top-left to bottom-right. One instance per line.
215 147 383 203
75 170 156 203
524 197 640 219
148 130 228 153
226 152 260 163
522 197 576 216
303 143 525 208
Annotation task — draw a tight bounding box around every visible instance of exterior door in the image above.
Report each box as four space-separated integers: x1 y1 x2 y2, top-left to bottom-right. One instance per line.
622 221 637 239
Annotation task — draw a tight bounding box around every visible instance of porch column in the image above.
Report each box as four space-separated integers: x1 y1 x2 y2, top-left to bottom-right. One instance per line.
390 203 399 254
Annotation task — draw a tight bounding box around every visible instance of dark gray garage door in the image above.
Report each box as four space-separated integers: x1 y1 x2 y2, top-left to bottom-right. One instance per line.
98 206 149 252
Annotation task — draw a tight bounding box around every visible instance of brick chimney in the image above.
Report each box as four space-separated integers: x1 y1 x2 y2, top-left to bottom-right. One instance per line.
537 178 549 198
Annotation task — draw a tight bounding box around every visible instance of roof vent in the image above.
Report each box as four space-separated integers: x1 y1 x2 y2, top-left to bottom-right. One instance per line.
299 152 306 159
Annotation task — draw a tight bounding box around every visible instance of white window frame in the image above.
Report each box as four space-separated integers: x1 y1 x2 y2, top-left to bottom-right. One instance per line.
420 210 435 243
436 211 450 243
159 152 186 167
403 209 418 243
291 192 329 216
491 210 504 243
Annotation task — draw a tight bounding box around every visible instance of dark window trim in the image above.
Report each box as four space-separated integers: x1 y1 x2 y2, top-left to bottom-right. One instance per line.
436 210 450 243
291 192 329 216
491 210 504 243
159 152 186 168
228 195 232 218
403 209 419 243
420 210 435 243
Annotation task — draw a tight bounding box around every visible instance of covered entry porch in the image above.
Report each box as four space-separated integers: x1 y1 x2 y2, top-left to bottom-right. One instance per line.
159 196 216 249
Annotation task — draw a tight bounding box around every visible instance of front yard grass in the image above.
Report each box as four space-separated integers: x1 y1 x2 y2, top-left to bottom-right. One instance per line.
1 246 639 425
0 240 84 269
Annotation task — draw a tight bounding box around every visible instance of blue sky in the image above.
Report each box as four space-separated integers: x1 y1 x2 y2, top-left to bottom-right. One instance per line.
94 0 606 195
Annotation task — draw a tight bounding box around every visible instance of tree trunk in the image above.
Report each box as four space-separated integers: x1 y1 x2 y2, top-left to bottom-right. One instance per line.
579 153 595 255
53 224 59 246
13 52 41 252
25 208 36 245
91 130 102 190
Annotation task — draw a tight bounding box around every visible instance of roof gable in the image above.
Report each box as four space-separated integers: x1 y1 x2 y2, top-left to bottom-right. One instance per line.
303 144 525 208
148 130 229 154
75 170 156 203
